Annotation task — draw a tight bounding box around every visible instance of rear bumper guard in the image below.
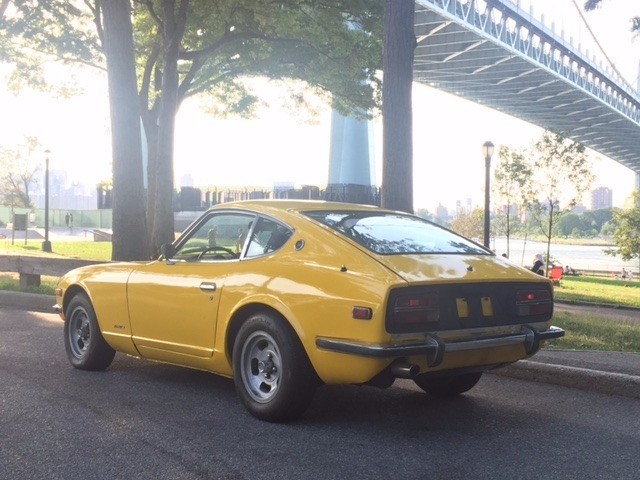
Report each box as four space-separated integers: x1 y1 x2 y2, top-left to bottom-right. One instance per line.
316 325 565 368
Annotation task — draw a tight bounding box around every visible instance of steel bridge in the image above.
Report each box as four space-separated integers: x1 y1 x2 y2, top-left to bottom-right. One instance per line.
414 0 640 180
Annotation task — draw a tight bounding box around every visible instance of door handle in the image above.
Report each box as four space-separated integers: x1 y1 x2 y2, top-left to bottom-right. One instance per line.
200 282 217 292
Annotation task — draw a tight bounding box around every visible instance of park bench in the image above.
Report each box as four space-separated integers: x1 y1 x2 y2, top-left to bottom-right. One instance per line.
0 255 101 288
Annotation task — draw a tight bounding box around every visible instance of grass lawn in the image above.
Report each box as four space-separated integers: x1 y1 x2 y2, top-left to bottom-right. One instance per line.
1 240 111 261
546 310 640 352
554 275 640 308
0 274 58 295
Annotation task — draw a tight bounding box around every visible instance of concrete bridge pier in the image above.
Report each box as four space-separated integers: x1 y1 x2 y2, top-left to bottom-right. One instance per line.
324 109 378 206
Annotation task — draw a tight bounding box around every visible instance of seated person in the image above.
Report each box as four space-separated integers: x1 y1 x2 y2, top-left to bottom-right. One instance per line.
531 254 545 276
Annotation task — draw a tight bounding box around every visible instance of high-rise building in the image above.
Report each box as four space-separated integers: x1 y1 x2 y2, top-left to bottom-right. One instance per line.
590 187 613 210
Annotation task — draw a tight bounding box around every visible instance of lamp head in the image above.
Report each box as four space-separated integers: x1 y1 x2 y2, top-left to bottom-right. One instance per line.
482 141 494 161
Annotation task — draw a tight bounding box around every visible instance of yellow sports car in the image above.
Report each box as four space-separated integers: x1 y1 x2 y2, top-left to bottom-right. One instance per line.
55 200 563 422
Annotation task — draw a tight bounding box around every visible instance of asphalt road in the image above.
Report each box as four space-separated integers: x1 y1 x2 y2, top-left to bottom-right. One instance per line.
2 308 639 480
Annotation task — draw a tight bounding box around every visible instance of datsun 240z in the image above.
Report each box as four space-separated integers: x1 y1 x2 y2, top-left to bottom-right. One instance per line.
55 201 563 422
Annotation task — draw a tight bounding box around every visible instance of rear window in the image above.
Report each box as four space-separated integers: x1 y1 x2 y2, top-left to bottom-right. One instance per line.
303 211 489 255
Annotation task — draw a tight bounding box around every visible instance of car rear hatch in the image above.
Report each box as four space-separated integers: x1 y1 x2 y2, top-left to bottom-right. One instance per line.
374 254 553 334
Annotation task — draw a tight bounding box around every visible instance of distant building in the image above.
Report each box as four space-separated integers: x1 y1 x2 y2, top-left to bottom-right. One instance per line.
180 174 194 188
572 204 587 214
590 187 613 210
31 171 97 211
435 203 450 221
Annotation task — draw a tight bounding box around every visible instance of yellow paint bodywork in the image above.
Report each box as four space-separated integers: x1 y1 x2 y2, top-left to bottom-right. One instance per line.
56 200 554 385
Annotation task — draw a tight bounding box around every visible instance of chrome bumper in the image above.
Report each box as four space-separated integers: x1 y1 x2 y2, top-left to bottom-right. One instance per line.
316 326 565 368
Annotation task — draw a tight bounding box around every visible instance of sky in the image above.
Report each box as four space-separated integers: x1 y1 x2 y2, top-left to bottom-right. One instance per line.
0 0 638 212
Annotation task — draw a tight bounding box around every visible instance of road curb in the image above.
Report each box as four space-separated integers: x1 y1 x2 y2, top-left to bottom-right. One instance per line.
489 360 640 400
0 291 56 313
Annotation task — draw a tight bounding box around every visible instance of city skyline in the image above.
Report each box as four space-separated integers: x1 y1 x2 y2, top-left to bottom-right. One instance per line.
24 164 624 217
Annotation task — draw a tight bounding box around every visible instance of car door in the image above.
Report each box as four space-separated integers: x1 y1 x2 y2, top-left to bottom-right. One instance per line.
127 211 255 358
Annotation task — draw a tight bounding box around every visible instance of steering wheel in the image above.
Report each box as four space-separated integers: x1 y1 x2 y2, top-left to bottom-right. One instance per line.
197 246 237 260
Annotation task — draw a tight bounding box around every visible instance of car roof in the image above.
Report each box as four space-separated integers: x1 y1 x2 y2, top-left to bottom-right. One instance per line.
208 200 390 216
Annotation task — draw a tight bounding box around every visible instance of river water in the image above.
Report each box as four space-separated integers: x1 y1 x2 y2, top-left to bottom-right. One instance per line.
492 237 639 275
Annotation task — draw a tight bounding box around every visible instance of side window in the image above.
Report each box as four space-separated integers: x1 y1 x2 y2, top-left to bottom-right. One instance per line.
245 217 293 258
174 213 254 262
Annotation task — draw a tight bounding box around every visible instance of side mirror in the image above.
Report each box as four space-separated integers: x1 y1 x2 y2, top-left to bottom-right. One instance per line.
160 243 176 260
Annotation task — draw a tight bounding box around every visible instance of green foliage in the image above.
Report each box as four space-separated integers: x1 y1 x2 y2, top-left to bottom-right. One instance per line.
608 190 640 262
553 275 640 308
493 145 532 256
0 273 57 295
0 136 42 208
415 208 434 222
450 207 484 240
548 310 640 352
2 240 112 261
0 0 102 93
133 0 382 118
530 131 594 271
554 209 614 238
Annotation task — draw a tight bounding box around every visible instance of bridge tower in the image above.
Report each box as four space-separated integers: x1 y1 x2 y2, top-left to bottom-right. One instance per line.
324 109 378 205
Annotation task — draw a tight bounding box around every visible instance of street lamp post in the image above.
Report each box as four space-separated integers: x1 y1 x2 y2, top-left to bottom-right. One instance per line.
42 149 52 252
482 141 494 249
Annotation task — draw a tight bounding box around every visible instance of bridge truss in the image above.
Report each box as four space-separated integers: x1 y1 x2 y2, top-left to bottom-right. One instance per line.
414 0 640 176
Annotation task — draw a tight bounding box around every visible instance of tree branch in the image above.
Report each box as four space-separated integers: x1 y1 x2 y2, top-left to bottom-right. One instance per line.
138 0 164 32
140 39 161 110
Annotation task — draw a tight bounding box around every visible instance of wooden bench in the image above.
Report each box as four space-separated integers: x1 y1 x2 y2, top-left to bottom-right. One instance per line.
0 255 102 288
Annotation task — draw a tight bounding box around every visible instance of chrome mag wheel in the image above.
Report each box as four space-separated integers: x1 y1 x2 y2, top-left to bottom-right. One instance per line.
240 330 283 403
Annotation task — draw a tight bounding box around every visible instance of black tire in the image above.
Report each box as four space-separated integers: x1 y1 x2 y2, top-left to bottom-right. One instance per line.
413 372 483 397
232 312 317 422
64 293 115 371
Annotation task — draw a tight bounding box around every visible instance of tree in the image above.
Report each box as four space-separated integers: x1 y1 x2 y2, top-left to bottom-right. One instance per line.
492 145 532 257
118 0 385 255
5 1 385 258
1 1 150 261
381 0 414 213
0 1 101 92
0 136 42 208
585 0 640 28
415 208 434 222
607 190 640 270
450 208 484 241
529 131 594 273
101 0 149 261
556 212 582 238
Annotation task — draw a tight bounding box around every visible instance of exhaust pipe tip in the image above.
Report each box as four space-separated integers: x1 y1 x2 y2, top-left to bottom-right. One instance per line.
390 361 420 378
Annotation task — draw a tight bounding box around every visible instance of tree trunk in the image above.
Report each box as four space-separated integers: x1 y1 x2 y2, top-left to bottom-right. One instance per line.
545 202 554 277
148 1 187 257
102 0 150 260
381 0 415 213
142 116 158 249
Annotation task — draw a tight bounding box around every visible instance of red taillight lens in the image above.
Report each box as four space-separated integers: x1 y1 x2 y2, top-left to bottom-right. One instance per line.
394 293 440 325
516 289 552 316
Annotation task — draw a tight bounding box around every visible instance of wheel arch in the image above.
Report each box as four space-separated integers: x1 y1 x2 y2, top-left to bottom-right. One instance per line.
224 303 319 382
62 284 91 316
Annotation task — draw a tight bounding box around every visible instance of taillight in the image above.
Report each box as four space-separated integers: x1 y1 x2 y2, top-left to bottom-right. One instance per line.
515 289 552 316
393 293 440 326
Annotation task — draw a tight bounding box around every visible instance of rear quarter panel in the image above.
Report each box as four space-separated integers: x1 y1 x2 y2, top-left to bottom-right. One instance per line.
215 221 405 382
